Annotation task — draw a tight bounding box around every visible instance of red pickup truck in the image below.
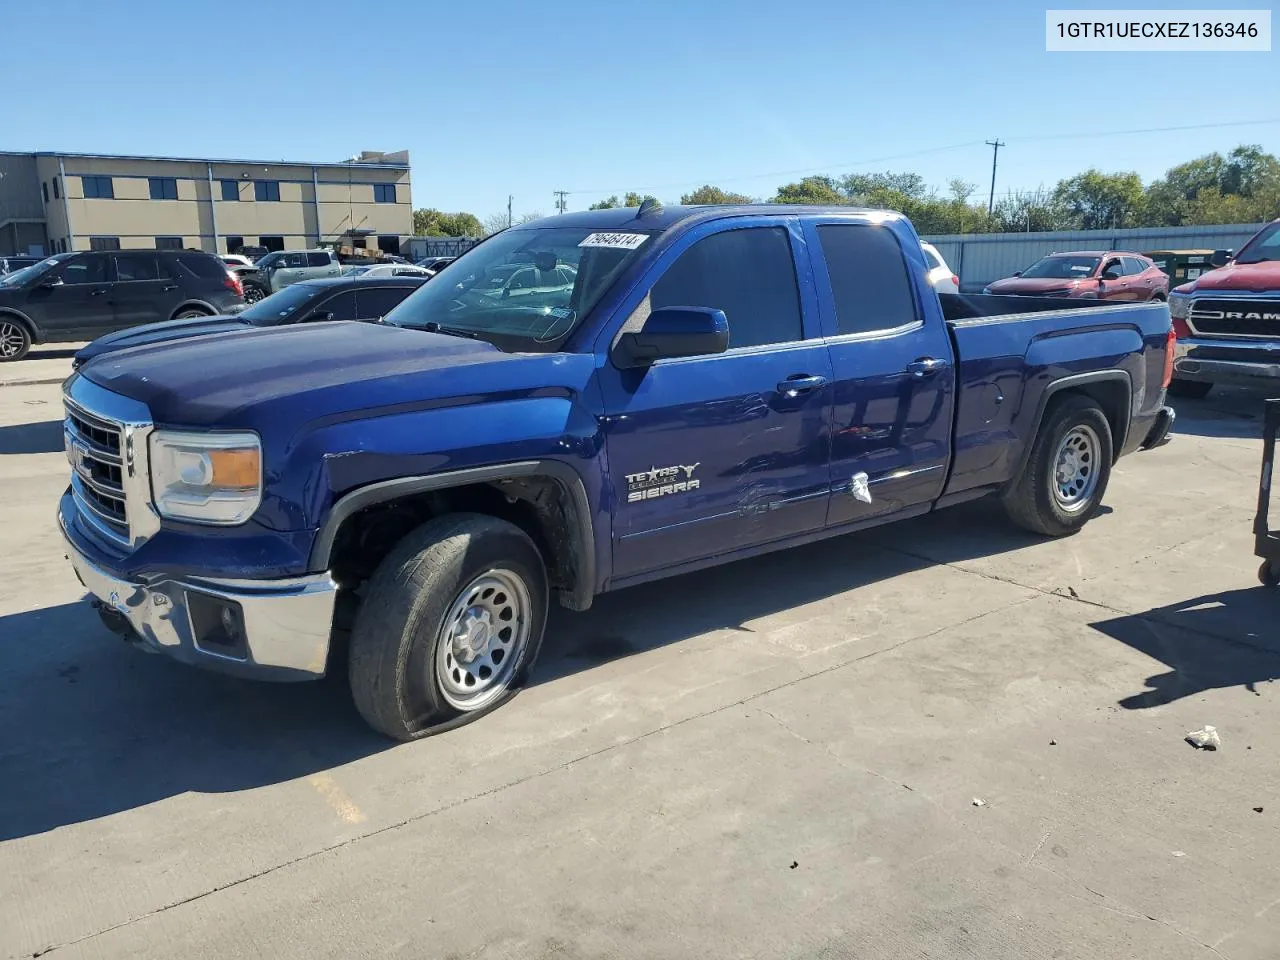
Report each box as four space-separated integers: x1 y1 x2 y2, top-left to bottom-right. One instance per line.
1168 218 1280 398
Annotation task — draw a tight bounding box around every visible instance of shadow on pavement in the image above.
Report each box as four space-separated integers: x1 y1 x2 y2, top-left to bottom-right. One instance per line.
26 347 79 360
0 601 389 842
0 419 64 455
1169 385 1271 441
1090 587 1280 709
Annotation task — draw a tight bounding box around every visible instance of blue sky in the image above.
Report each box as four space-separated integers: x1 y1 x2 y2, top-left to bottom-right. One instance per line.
1 0 1275 220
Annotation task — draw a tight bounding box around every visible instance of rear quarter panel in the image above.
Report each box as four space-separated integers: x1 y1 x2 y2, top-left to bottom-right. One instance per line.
945 301 1170 496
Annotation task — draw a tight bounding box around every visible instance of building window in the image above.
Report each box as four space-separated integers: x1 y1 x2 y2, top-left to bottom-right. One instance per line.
156 236 183 250
377 235 401 255
42 182 48 203
258 235 285 252
221 180 240 201
226 235 245 254
89 237 121 251
148 177 179 200
53 177 60 199
254 180 280 202
374 183 397 203
82 175 114 199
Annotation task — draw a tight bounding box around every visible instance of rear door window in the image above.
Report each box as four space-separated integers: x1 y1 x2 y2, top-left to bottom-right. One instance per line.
356 286 415 319
1122 257 1146 275
312 291 359 322
650 226 802 349
307 251 333 267
815 224 918 336
113 253 162 282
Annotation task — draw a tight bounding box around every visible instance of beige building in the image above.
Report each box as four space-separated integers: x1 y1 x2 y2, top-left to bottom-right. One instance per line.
0 149 412 257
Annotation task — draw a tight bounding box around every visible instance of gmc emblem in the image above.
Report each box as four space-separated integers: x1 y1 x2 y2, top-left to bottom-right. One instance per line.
1192 310 1280 321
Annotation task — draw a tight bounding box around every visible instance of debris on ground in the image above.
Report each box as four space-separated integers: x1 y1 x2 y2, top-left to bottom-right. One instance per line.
1067 587 1079 599
789 861 798 869
1049 739 1058 746
1254 807 1265 814
1172 851 1186 857
972 798 986 807
1185 726 1221 751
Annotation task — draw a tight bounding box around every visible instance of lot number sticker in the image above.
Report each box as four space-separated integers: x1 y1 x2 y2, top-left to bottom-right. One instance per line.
579 232 648 250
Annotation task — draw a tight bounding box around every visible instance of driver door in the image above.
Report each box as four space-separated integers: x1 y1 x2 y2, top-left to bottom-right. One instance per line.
1097 257 1128 300
23 253 114 341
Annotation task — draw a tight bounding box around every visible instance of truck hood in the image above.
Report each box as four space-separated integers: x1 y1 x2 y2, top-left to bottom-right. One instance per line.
1182 260 1280 294
985 277 1090 295
74 315 252 367
78 321 580 428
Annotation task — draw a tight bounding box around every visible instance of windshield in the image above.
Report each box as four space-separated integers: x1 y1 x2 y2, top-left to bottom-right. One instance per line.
1235 222 1280 265
238 283 319 326
255 252 283 271
0 257 60 287
1019 255 1100 279
385 226 653 350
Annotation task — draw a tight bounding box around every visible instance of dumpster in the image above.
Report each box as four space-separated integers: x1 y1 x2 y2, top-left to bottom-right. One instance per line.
1143 249 1222 288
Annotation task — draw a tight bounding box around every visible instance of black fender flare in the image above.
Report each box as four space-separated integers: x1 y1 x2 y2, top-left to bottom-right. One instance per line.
169 299 219 320
1011 370 1133 481
0 307 40 343
309 459 596 610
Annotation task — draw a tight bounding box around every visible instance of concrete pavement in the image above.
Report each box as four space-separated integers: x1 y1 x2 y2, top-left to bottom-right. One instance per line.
1 380 1278 959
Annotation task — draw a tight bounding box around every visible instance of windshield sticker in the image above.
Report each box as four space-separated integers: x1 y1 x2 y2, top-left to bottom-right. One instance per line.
1069 265 1090 272
579 232 648 250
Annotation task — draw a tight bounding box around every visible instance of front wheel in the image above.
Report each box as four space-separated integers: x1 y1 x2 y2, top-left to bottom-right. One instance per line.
1002 394 1114 537
173 308 211 320
0 318 31 362
348 514 548 741
241 280 267 304
1259 561 1280 588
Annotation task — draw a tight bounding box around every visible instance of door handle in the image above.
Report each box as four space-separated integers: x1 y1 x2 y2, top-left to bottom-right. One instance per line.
89 288 109 297
906 357 948 378
162 284 178 292
777 374 828 398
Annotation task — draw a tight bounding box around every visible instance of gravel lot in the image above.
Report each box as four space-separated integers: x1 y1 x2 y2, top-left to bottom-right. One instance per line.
1 360 1278 960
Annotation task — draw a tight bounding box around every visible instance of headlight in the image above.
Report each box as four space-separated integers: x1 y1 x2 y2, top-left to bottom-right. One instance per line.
149 430 262 524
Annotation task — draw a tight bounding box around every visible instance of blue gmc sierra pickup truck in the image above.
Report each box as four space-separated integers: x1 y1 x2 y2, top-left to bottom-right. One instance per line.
59 204 1175 740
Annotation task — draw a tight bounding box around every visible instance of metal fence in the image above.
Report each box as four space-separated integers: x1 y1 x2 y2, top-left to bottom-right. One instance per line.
922 222 1267 291
403 236 483 261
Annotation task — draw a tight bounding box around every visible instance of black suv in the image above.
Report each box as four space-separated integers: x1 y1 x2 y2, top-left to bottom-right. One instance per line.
0 249 244 362
73 275 431 368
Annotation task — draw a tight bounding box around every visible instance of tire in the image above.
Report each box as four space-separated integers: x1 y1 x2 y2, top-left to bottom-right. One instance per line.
1002 394 1114 537
1167 379 1212 400
174 308 211 320
242 281 267 304
1259 561 1280 588
0 317 31 362
348 513 548 741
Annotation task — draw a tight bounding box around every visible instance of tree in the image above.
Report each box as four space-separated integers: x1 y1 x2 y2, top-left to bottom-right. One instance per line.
413 208 483 237
993 188 1072 233
773 175 846 205
681 184 754 205
1052 169 1145 229
589 195 621 210
517 211 544 224
1143 145 1280 226
839 171 928 201
589 192 657 210
482 212 511 235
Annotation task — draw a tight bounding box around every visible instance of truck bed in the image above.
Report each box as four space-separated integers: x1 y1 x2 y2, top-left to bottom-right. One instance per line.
937 293 1172 500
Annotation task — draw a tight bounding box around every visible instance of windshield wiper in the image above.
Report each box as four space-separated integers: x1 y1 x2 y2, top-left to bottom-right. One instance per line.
421 321 483 340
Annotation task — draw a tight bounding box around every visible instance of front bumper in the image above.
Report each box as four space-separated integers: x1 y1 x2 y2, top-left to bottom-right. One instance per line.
61 511 336 682
1174 336 1280 386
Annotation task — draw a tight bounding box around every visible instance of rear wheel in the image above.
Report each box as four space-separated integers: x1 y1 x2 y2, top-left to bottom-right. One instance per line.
241 280 267 304
0 318 31 362
1168 379 1212 400
174 308 211 320
348 514 548 741
1002 394 1113 537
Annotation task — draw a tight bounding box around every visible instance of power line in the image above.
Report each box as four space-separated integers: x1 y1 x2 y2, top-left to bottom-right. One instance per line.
565 116 1280 198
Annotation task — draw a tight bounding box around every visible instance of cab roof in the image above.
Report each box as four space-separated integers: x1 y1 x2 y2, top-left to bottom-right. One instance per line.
511 204 894 233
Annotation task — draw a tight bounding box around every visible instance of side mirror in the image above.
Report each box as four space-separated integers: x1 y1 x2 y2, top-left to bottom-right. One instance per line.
39 277 64 289
303 311 334 323
615 306 729 368
1012 271 1022 278
1210 249 1231 267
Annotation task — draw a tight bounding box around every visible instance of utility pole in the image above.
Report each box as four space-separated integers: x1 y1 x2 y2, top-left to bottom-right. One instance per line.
553 190 568 215
985 139 1005 216
507 195 513 228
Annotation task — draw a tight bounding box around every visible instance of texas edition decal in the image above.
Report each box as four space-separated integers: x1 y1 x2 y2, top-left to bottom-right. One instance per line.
626 463 700 503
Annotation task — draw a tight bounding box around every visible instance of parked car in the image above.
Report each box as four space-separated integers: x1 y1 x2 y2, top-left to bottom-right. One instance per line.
341 263 432 279
415 256 456 273
57 205 1173 739
983 252 1170 301
0 255 41 276
920 242 960 294
72 276 431 368
221 255 256 270
0 249 243 361
236 245 269 263
254 249 342 293
1167 218 1280 399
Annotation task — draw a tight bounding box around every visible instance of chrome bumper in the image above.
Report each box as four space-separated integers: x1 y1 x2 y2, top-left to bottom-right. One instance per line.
1174 336 1280 385
62 527 337 682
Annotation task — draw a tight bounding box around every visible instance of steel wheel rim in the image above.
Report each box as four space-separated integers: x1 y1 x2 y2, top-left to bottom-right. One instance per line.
435 568 531 711
1052 424 1100 513
0 322 25 358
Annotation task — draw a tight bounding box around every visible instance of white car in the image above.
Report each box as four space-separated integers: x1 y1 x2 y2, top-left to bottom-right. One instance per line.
342 263 432 279
920 242 960 294
220 254 256 269
255 249 342 292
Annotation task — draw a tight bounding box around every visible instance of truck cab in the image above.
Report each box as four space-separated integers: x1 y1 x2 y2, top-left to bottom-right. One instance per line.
59 205 1174 740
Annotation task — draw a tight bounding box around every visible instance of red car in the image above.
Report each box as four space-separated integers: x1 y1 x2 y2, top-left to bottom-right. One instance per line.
984 251 1170 301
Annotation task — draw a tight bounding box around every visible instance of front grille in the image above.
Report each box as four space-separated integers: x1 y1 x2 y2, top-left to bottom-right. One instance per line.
64 398 129 545
1189 298 1280 339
